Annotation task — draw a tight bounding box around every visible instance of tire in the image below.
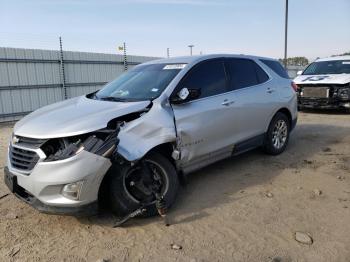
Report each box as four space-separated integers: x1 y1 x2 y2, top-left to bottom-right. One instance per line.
263 112 290 155
109 152 179 217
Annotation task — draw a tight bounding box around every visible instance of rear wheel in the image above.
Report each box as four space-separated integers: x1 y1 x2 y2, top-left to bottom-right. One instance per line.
109 152 179 217
263 112 290 155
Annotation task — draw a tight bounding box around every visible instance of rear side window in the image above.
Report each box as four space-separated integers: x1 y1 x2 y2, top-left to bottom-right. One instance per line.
260 59 290 79
226 58 268 90
255 63 270 83
179 59 227 99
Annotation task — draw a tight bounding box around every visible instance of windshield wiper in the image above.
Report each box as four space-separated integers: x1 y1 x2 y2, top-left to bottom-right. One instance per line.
98 96 128 102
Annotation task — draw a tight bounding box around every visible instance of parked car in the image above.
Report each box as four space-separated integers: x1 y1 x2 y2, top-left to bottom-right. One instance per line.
4 54 297 217
294 56 350 110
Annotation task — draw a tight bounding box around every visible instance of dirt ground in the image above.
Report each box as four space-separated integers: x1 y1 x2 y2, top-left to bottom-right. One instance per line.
0 111 350 262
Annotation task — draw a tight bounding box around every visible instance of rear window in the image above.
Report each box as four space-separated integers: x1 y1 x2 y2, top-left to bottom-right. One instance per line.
226 58 269 90
255 63 270 83
260 59 290 79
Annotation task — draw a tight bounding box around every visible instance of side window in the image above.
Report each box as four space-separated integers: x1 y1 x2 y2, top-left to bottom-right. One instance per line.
226 58 260 90
255 63 270 83
260 59 290 79
179 59 227 99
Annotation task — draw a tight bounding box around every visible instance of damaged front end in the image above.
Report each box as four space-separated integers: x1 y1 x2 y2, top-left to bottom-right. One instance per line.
297 83 350 109
39 108 153 162
5 112 152 215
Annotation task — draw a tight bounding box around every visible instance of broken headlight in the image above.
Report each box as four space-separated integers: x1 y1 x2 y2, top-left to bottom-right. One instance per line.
41 138 83 161
41 129 119 162
338 88 350 100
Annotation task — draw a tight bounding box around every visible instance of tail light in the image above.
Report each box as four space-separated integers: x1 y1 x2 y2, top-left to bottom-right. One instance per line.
291 82 298 92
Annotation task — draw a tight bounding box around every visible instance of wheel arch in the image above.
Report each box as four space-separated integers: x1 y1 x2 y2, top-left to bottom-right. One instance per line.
147 142 176 162
276 108 292 127
267 107 293 131
98 141 179 206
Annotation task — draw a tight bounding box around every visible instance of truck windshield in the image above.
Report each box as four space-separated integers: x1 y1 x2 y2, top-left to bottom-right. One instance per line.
303 60 350 75
95 63 185 101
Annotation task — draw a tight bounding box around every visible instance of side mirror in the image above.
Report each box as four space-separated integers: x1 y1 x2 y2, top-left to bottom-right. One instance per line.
170 87 201 104
297 70 303 76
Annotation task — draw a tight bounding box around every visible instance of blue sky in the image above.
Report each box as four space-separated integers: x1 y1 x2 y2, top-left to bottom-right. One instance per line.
0 0 349 60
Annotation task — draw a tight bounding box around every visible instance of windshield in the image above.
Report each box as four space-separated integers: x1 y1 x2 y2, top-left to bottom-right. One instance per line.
303 60 350 75
95 63 185 101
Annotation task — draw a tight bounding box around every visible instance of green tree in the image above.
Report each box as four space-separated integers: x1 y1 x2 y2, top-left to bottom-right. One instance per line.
279 57 309 66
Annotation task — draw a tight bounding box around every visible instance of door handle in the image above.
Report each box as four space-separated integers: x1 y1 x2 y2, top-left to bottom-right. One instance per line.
267 88 276 94
221 100 235 106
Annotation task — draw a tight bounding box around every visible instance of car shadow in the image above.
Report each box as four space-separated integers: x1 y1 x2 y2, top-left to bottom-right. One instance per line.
78 123 350 227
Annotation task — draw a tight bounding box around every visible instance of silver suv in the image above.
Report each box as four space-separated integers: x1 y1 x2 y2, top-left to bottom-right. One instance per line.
4 54 297 217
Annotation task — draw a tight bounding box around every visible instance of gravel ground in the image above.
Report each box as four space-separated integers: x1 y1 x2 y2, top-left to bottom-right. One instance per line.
0 112 350 262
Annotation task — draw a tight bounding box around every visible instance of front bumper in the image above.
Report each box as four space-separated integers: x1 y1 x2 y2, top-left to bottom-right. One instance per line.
5 149 112 216
298 97 350 109
4 166 98 216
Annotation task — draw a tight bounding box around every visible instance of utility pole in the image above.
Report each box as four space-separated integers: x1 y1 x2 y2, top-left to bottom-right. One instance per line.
167 48 170 58
284 0 289 68
59 36 67 99
188 45 194 56
123 42 128 71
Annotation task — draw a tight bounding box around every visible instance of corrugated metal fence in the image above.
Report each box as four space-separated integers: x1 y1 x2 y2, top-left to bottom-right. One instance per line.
0 47 158 122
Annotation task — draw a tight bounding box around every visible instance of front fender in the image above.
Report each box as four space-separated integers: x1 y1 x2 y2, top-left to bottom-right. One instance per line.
116 101 177 161
118 129 176 161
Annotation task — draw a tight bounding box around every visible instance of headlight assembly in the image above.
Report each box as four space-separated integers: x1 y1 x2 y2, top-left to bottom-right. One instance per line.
338 88 350 100
41 128 119 162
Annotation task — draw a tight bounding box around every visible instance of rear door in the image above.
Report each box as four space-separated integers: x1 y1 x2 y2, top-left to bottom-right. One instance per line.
171 59 238 166
224 58 278 142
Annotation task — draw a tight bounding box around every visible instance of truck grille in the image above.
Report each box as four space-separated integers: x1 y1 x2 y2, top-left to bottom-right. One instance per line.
9 146 40 172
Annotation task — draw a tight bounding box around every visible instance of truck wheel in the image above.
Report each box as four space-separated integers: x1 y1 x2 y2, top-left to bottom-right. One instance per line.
109 152 179 217
263 112 290 155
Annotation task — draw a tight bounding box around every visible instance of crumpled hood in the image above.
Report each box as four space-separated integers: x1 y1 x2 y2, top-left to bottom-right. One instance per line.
14 96 150 139
294 74 350 85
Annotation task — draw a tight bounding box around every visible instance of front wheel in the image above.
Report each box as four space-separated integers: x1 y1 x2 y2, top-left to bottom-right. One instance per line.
263 112 290 155
109 152 179 217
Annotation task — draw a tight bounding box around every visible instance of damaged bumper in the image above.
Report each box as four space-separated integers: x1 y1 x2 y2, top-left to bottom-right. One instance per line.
298 98 350 109
298 97 350 109
5 150 111 215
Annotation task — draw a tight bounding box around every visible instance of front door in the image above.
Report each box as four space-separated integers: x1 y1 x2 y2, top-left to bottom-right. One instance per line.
171 59 237 172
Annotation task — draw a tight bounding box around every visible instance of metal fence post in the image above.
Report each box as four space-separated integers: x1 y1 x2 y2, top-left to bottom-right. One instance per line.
284 0 289 68
59 36 67 99
123 42 128 71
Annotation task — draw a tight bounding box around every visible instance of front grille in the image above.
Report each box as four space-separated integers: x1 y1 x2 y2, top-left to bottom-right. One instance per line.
9 146 40 172
15 136 47 148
